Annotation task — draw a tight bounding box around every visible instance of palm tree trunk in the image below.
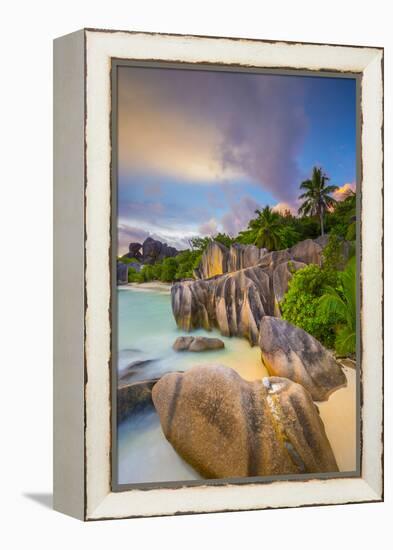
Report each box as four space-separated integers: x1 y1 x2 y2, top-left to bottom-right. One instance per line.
319 209 325 236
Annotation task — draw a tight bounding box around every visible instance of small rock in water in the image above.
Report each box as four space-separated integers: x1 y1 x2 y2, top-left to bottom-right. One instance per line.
173 336 224 352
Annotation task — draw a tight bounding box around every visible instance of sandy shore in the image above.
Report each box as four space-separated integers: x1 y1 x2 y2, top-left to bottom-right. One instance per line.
119 282 172 293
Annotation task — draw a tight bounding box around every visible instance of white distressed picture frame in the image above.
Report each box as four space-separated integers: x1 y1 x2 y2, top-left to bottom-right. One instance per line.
53 29 383 521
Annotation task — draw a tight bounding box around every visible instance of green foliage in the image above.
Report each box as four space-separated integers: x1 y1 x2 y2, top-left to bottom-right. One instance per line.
237 206 319 249
127 267 144 283
240 206 284 250
189 233 234 251
318 257 356 356
118 255 140 264
322 233 345 272
298 166 338 236
281 264 339 348
189 236 212 252
325 190 356 241
277 225 301 248
160 257 178 282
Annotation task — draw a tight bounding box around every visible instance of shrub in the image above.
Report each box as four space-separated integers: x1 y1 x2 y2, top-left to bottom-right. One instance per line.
118 255 140 264
319 257 356 356
281 264 338 348
127 267 143 283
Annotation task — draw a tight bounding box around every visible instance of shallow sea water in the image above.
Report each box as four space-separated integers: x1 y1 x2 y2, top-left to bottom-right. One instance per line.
117 286 356 484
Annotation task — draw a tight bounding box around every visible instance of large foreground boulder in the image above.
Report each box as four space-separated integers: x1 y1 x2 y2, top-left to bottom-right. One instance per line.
152 365 338 478
173 336 224 352
172 265 273 344
259 317 347 401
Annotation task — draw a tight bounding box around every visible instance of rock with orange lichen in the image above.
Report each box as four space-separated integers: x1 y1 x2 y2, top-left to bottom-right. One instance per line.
152 365 338 478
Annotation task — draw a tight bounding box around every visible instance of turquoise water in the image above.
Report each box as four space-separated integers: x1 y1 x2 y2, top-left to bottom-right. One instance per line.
117 285 264 485
116 286 356 484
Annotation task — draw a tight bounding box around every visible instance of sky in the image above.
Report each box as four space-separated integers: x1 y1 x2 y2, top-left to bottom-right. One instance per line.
117 66 356 254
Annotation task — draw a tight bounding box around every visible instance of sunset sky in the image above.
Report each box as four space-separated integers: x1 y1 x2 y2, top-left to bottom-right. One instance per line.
117 66 356 254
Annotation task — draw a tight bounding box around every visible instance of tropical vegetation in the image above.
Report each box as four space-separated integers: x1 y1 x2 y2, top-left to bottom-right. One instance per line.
120 165 357 355
298 166 338 236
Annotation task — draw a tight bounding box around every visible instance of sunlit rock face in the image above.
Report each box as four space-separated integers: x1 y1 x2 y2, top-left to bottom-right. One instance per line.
227 243 267 272
172 265 273 344
173 237 335 342
195 241 229 279
259 316 347 401
195 241 267 279
152 365 338 478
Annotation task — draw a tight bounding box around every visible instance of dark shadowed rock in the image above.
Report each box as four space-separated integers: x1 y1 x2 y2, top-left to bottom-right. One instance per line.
118 379 157 422
314 235 330 249
142 237 178 264
152 365 338 478
128 261 142 272
273 260 307 305
118 371 184 422
259 317 347 401
117 262 129 284
173 336 225 352
128 242 142 259
290 239 323 266
172 265 273 345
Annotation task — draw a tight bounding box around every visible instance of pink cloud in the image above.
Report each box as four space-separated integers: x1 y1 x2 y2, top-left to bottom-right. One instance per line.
333 182 356 201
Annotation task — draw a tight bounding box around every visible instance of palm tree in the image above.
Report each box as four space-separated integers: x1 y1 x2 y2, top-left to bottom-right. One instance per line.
298 167 338 236
250 206 283 250
318 256 356 356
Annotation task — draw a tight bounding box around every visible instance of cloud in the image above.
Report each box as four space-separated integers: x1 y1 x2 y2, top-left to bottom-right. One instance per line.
221 196 259 235
118 67 307 202
333 182 356 201
272 201 298 215
199 218 219 236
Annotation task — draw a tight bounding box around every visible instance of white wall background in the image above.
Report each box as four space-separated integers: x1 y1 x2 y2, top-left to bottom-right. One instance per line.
0 0 391 547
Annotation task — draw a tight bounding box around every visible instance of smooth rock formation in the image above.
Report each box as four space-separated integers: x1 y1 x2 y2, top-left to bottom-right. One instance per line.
152 365 338 478
227 243 267 272
290 238 323 266
172 265 273 344
195 241 267 279
273 260 306 304
196 241 229 279
256 249 292 274
173 336 224 352
259 317 347 401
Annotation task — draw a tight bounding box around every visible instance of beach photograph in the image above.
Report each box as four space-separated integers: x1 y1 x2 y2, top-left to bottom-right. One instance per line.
114 65 357 485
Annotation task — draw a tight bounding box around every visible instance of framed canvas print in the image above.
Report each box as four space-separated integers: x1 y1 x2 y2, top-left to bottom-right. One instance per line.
53 29 384 520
